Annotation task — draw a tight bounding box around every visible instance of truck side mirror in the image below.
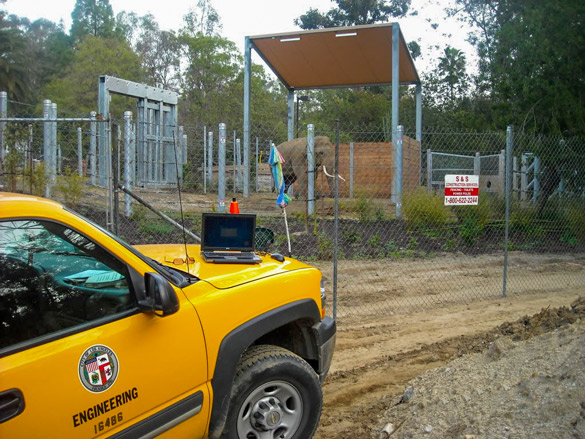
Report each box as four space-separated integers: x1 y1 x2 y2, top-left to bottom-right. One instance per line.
139 272 179 317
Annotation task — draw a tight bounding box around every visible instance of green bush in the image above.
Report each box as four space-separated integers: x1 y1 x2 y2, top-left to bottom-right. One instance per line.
452 195 492 246
182 162 202 191
406 236 419 250
442 239 458 252
343 229 361 245
402 188 450 231
459 215 483 246
317 233 334 260
509 202 539 233
55 167 84 209
138 218 174 238
3 148 23 192
28 163 49 197
564 201 585 243
353 193 377 222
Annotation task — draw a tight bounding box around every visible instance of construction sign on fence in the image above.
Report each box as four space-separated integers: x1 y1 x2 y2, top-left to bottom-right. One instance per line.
444 174 479 205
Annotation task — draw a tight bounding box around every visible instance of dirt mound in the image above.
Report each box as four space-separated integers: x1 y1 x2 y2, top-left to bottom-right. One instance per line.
497 297 583 341
373 296 585 439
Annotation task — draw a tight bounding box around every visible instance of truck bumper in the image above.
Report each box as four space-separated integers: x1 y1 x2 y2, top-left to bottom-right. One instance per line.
312 316 336 382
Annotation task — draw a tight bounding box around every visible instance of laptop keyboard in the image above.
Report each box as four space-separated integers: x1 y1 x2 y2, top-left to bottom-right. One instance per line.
202 252 255 260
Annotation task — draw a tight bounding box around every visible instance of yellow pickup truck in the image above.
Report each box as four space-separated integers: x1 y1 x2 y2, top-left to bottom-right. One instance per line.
0 192 335 439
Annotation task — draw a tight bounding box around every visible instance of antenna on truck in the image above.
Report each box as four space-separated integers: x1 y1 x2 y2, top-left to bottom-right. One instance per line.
172 130 191 273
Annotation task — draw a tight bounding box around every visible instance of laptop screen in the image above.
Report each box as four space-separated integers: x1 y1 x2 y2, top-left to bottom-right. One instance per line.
201 213 256 252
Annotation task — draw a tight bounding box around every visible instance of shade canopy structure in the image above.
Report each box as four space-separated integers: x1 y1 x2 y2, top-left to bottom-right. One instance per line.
248 23 420 90
242 23 422 217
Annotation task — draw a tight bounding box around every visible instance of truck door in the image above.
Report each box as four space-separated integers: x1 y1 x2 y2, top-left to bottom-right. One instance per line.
0 218 210 438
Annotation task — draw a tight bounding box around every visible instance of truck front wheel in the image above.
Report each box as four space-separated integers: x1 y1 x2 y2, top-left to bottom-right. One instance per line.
222 345 322 439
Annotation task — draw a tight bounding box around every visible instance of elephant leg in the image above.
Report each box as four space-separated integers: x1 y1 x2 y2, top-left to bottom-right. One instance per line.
293 163 309 199
284 171 297 194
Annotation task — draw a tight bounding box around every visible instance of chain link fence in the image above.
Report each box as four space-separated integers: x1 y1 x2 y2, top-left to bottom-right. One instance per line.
2 99 584 325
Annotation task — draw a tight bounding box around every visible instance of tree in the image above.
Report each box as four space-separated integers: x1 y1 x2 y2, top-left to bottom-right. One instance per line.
295 0 410 29
44 35 143 115
437 46 467 102
70 0 115 43
134 15 181 90
407 41 421 60
113 11 139 45
8 17 73 102
182 0 221 37
0 10 29 102
453 0 585 135
178 33 241 126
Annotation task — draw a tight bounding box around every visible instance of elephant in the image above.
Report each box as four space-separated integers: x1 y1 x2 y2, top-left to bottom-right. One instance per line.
275 136 342 198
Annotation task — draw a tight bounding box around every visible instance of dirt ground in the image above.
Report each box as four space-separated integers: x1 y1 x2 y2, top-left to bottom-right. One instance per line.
313 254 585 438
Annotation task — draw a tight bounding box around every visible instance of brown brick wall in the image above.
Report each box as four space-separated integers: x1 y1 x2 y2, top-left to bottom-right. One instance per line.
316 136 421 198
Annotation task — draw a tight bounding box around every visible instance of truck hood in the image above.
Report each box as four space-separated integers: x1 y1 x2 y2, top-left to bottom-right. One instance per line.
134 244 314 289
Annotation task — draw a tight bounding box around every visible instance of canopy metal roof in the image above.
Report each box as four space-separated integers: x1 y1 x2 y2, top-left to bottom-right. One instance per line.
248 23 420 90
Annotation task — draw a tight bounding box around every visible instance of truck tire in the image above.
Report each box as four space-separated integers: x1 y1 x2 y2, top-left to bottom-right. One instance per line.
221 345 322 439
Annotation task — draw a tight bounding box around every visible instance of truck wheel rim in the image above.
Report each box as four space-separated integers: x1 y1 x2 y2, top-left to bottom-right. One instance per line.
236 380 303 439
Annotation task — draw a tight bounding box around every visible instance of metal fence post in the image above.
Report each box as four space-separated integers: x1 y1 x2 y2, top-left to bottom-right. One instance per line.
513 156 519 197
207 130 213 186
426 149 432 191
77 127 83 176
203 126 207 194
124 111 133 217
349 142 354 198
112 122 120 235
0 91 7 163
218 123 226 212
243 133 250 197
27 124 33 192
42 100 52 197
90 112 97 185
287 90 294 141
474 152 481 175
51 103 58 187
236 138 243 192
57 144 62 175
333 119 340 321
521 153 528 201
233 131 237 192
182 132 187 169
307 124 315 216
503 125 514 298
136 101 145 186
499 149 505 192
533 156 540 202
394 125 404 218
154 122 160 185
255 137 259 193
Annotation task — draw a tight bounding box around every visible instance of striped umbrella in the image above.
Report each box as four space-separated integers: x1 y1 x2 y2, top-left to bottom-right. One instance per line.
269 143 291 255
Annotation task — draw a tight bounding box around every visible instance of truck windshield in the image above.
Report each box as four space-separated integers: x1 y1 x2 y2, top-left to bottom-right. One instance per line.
64 207 198 288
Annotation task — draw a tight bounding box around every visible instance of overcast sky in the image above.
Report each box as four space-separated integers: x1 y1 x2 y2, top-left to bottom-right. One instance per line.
4 0 474 73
